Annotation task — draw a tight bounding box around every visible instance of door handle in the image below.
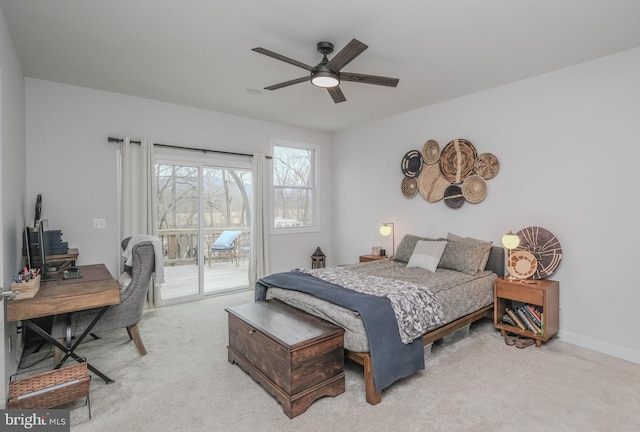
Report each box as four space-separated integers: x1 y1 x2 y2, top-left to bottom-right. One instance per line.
0 290 17 301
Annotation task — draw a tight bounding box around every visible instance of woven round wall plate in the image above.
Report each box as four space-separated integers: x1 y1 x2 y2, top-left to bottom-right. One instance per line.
515 226 563 279
439 139 477 184
507 250 537 279
401 176 418 198
422 140 441 165
401 150 423 178
462 175 488 203
417 163 450 202
474 152 500 180
443 185 464 209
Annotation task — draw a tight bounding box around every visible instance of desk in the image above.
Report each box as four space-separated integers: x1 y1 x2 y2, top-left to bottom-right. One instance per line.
7 264 120 383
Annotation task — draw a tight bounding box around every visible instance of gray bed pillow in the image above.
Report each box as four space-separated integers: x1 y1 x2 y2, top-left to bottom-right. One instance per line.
447 232 493 272
438 240 492 275
393 234 440 263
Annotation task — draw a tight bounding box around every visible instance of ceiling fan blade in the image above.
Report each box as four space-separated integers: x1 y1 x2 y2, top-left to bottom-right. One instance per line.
327 86 346 103
264 76 310 90
340 72 399 87
326 39 368 71
252 47 313 71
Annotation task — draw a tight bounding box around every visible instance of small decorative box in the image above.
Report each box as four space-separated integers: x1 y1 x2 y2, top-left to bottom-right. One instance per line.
10 275 41 300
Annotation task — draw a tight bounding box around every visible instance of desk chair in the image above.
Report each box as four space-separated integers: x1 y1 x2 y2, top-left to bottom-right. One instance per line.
51 238 155 364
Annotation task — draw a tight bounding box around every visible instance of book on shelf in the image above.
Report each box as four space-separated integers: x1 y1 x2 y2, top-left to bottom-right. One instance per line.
523 305 543 329
516 307 541 334
525 304 544 334
525 304 542 324
505 307 526 330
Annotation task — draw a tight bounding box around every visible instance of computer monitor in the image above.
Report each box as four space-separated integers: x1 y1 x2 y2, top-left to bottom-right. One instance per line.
38 219 56 281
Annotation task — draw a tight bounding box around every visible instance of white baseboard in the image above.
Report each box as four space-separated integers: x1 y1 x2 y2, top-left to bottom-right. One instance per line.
557 329 640 364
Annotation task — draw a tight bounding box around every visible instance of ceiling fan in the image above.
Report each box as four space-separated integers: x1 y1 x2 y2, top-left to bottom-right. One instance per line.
252 38 399 103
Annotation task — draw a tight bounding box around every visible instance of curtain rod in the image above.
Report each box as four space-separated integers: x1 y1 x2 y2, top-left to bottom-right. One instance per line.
108 136 271 159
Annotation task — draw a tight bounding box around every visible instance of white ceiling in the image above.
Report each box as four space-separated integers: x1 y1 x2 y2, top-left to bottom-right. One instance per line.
2 0 640 132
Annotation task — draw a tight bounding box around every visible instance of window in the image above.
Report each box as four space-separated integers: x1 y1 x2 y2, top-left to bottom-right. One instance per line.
272 140 317 232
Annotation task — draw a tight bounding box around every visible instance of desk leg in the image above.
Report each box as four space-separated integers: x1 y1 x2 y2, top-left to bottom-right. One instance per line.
22 314 115 384
58 307 108 365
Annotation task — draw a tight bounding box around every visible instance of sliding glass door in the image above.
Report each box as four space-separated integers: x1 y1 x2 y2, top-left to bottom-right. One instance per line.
155 151 252 304
202 166 252 295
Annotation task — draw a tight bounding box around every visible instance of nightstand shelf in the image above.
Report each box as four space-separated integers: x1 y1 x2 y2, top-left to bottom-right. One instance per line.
494 277 559 347
359 254 388 263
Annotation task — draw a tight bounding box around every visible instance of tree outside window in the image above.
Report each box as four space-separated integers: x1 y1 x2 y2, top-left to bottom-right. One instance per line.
273 142 316 230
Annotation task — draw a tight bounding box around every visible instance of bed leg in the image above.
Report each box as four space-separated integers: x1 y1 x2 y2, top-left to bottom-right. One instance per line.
362 355 382 405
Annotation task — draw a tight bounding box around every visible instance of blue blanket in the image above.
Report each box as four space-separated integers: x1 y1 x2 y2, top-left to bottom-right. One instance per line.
255 271 424 393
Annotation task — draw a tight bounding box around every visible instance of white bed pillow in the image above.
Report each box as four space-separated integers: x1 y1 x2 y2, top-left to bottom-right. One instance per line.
406 240 447 272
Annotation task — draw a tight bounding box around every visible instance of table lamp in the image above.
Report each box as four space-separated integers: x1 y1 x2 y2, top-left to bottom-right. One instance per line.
501 230 520 280
379 223 395 257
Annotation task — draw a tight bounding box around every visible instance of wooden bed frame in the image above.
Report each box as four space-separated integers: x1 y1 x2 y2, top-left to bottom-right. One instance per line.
345 304 494 405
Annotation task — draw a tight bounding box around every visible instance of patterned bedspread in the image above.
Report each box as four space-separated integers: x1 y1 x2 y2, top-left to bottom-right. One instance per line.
297 267 445 344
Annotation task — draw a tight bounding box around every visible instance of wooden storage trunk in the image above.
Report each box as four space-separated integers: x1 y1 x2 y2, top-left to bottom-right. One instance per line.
226 300 345 418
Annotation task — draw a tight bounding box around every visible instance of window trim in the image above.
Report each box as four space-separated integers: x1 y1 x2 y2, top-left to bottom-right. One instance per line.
270 138 319 235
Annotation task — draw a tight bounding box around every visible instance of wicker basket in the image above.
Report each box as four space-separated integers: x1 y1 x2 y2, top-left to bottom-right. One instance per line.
8 362 91 410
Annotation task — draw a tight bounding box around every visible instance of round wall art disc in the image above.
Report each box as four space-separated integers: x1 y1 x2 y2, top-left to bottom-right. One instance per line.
507 250 537 279
401 176 418 198
443 185 464 209
401 150 423 178
515 226 563 279
439 139 477 184
417 163 450 202
474 152 500 180
461 174 487 203
422 140 441 165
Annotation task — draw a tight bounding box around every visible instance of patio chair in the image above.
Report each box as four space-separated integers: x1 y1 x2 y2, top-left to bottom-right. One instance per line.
208 230 241 268
238 231 250 263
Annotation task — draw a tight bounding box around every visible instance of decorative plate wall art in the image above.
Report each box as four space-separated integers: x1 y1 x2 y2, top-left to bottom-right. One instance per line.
401 150 423 178
399 138 500 208
401 176 418 198
422 140 441 165
514 226 563 279
507 250 538 279
440 139 477 184
417 164 450 202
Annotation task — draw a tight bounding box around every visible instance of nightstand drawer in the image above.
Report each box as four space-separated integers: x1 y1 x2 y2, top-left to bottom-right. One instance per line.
496 283 543 305
359 254 388 263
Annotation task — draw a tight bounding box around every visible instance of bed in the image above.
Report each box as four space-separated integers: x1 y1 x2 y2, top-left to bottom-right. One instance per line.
256 234 505 405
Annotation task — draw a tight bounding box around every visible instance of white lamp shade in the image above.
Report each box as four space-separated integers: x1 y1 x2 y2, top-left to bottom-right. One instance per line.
380 225 392 236
501 232 520 250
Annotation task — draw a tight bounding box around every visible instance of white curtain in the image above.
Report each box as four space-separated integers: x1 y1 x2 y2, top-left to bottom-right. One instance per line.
249 153 270 288
120 138 162 307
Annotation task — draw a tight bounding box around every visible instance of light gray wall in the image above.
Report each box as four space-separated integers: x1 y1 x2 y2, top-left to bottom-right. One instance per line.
24 79 333 277
0 4 26 408
332 47 640 363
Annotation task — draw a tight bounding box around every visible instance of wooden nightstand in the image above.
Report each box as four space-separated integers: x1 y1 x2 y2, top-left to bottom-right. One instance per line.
359 254 388 263
494 277 559 347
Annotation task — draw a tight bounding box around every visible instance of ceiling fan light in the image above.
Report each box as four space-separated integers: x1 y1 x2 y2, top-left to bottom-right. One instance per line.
311 70 339 88
311 75 339 88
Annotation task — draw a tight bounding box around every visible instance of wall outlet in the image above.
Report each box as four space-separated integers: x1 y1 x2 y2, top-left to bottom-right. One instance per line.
93 218 106 229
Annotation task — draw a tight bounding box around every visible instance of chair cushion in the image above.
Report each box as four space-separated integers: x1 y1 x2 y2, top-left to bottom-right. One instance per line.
211 231 241 249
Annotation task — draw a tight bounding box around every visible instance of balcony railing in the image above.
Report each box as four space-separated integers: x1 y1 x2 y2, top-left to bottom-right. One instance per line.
157 227 250 266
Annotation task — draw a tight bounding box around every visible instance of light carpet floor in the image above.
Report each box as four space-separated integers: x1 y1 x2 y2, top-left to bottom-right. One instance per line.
18 290 640 432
